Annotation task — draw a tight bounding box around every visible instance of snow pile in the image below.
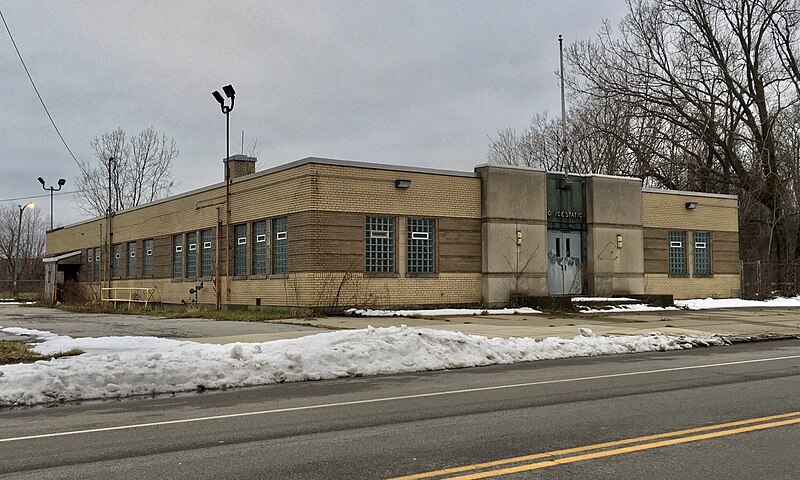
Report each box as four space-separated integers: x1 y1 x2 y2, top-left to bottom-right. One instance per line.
676 296 800 310
0 325 723 406
347 307 540 316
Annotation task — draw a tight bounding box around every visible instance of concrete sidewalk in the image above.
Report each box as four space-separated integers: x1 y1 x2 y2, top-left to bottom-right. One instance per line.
2 304 800 344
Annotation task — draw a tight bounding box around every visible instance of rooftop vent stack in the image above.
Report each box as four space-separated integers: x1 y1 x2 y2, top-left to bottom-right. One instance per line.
224 155 257 181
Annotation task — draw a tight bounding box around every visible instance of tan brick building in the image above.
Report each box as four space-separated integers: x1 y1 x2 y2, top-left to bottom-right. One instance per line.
43 158 740 308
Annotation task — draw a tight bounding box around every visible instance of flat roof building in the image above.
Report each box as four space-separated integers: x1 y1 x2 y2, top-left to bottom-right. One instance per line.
43 157 740 308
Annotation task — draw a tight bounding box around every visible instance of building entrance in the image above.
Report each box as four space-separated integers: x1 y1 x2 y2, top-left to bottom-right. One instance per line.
547 231 583 295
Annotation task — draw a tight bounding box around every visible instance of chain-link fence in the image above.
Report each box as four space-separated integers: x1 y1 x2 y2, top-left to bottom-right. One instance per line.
0 279 43 299
740 261 800 299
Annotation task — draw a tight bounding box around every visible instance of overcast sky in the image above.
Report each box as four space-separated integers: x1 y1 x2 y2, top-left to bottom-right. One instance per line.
1 1 629 227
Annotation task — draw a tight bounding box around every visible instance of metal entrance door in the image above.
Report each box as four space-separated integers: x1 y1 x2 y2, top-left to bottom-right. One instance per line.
547 231 583 295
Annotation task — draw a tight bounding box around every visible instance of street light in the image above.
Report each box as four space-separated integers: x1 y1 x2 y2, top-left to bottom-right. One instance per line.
12 202 35 298
212 84 235 311
37 177 66 230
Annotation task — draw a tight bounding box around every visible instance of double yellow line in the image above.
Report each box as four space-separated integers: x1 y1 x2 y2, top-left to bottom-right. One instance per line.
389 411 800 480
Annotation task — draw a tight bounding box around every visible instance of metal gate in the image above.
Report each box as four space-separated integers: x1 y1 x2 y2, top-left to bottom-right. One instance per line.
547 231 583 295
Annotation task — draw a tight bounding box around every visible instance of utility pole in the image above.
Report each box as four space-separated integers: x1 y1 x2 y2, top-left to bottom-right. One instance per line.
12 202 35 297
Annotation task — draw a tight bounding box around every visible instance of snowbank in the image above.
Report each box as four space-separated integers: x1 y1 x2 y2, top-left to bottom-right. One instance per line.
347 307 540 316
675 296 800 310
0 325 723 406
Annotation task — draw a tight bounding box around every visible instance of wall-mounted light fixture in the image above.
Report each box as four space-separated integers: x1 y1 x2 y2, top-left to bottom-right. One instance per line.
395 179 411 189
685 202 698 210
616 234 623 249
516 230 523 246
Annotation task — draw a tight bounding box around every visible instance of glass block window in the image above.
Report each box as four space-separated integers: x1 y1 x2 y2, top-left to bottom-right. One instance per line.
272 217 288 274
186 232 197 278
693 231 711 275
113 244 122 278
668 231 686 275
143 239 153 276
94 247 101 281
252 221 267 275
201 230 212 277
173 234 183 279
127 242 136 278
234 224 247 276
408 218 435 273
86 248 94 282
366 216 395 273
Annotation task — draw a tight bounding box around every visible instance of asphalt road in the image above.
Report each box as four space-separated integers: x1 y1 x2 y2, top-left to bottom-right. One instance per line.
1 339 799 479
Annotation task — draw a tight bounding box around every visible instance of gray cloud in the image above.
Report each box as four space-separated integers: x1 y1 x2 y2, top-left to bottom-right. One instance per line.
0 1 629 227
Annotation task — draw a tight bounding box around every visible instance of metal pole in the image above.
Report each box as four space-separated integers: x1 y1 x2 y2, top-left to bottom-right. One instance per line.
225 109 231 305
107 157 114 288
13 203 32 297
559 34 568 176
12 207 23 297
49 187 54 230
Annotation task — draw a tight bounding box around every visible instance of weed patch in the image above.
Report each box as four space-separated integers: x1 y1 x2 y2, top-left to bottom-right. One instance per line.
0 341 82 365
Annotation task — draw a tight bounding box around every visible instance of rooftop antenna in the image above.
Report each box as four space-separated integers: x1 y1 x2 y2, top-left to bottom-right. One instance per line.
559 34 569 176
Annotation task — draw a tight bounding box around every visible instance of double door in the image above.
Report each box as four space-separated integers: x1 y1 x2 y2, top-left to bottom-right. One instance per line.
547 231 583 295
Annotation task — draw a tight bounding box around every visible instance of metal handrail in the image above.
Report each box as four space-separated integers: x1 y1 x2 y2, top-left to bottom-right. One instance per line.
100 287 157 308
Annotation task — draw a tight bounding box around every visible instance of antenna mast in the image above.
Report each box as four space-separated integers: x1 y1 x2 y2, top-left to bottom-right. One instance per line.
559 34 568 176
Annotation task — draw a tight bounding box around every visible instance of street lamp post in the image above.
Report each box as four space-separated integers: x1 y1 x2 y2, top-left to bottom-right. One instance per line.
212 84 235 311
37 177 66 230
12 202 35 298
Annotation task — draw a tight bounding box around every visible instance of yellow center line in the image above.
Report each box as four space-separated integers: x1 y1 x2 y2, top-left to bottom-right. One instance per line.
388 411 800 480
446 417 800 480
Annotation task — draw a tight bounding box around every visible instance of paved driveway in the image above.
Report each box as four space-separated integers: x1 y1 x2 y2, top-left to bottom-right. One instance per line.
0 305 324 343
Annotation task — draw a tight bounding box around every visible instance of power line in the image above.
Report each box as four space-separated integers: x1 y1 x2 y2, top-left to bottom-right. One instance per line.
0 189 87 204
0 9 85 173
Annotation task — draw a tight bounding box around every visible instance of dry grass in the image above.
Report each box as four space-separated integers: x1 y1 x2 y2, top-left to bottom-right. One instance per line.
0 340 83 365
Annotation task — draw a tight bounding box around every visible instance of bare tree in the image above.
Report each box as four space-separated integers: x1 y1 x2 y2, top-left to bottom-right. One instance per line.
0 203 47 289
75 127 178 217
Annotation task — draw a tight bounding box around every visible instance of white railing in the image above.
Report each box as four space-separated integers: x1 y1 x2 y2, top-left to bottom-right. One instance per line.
101 287 157 308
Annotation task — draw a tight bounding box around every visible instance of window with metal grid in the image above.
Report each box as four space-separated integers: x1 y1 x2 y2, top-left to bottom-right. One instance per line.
113 244 122 278
366 216 395 273
143 240 153 276
128 242 136 278
693 231 711 275
86 248 93 282
272 217 288 274
186 232 197 278
173 234 183 279
407 218 435 273
234 224 247 276
201 230 212 277
668 231 686 275
94 247 101 281
252 221 267 275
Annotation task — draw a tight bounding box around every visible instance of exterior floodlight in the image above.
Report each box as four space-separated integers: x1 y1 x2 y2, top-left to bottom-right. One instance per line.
38 177 66 230
685 202 698 210
395 179 412 189
222 84 236 98
212 90 225 105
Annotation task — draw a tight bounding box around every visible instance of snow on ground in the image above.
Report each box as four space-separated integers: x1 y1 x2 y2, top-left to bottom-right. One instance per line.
0 325 724 407
346 307 541 317
571 297 637 302
578 296 800 313
675 296 800 310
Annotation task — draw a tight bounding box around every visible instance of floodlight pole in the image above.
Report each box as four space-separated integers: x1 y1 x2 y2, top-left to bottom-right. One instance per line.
13 202 34 297
38 177 66 230
212 85 235 310
559 34 569 176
